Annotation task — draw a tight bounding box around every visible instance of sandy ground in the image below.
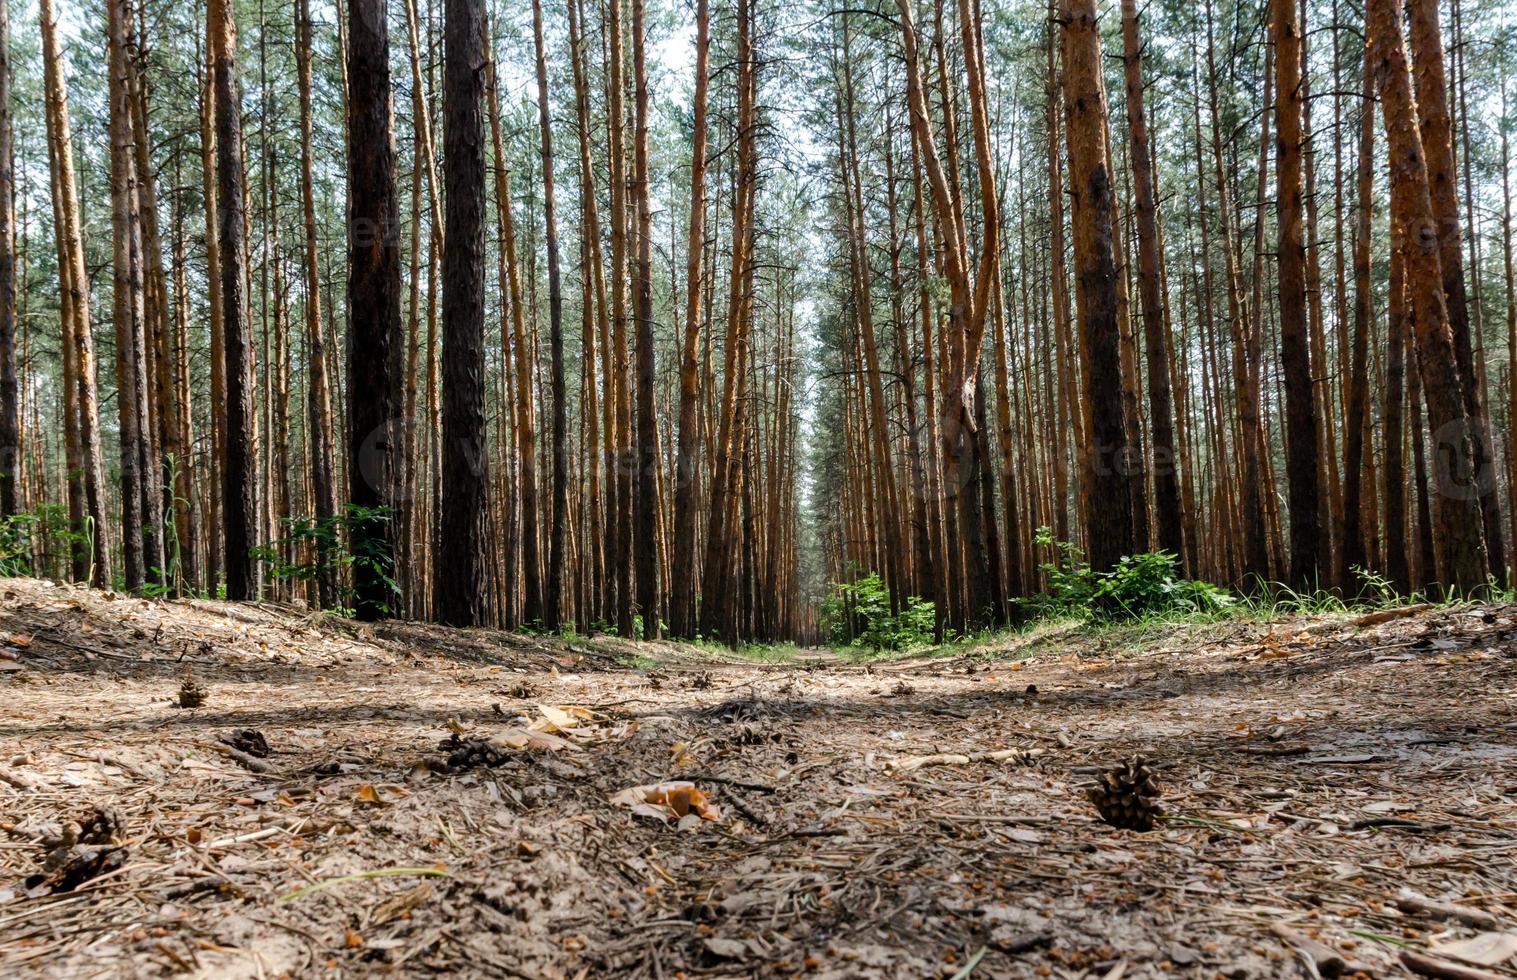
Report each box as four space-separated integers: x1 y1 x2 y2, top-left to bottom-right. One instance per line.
1 576 1516 979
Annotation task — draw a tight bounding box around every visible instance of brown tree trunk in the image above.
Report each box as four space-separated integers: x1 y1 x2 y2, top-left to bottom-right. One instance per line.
486 48 541 628
41 0 112 584
1273 0 1321 588
630 0 662 638
700 0 755 640
1368 0 1489 593
1205 0 1269 585
1342 54 1376 584
1384 171 1411 593
209 0 258 600
1061 0 1133 573
1405 0 1504 579
110 0 164 591
1119 0 1182 558
607 0 635 638
345 0 403 618
197 5 225 589
296 0 339 609
434 0 491 626
529 0 569 631
669 0 710 637
0 0 15 521
1504 90 1517 572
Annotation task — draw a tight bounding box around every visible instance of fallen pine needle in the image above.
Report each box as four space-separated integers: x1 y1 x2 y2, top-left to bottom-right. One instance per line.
278 866 450 902
887 747 1043 771
948 946 987 980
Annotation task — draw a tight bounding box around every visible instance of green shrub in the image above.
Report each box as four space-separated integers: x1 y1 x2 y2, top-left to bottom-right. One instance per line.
0 504 90 579
821 570 936 651
1029 527 1232 621
252 504 398 615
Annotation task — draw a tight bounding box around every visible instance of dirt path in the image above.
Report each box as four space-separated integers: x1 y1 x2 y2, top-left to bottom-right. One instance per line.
2 578 1515 978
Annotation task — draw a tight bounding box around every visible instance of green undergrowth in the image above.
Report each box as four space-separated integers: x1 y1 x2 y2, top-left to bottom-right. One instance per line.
812 532 1513 662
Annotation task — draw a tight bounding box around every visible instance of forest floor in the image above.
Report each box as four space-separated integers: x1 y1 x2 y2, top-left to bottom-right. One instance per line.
1 579 1516 979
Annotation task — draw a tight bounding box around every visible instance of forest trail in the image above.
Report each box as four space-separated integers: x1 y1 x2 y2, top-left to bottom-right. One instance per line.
1 578 1515 978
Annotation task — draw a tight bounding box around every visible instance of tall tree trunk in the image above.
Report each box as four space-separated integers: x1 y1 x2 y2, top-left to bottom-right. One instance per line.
630 0 661 638
0 0 15 521
1205 0 1268 585
1061 0 1133 573
197 4 225 589
565 0 606 627
41 0 112 584
1273 0 1321 587
1405 0 1505 579
1343 53 1376 584
297 0 339 609
670 0 710 638
607 0 635 638
1384 171 1411 593
701 0 755 640
1503 87 1517 571
435 0 491 626
209 0 258 599
1368 0 1489 594
110 0 164 591
486 52 542 627
1119 0 1182 558
530 0 569 631
346 0 403 618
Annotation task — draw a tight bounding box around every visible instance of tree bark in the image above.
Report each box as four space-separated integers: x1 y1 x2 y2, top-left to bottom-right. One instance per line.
1405 0 1504 579
1368 0 1489 594
1061 0 1133 574
1343 52 1376 584
1273 0 1321 588
1119 0 1182 558
630 0 661 638
670 0 710 638
110 0 164 591
435 0 491 626
0 0 15 521
41 0 112 584
345 0 403 618
296 0 339 609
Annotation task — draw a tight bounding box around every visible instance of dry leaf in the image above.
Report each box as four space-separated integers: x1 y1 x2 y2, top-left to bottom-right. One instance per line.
610 781 721 824
1432 932 1517 967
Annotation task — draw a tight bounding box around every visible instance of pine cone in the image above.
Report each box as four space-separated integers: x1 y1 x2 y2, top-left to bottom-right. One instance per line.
1087 755 1163 831
77 805 125 845
220 729 271 758
178 678 207 709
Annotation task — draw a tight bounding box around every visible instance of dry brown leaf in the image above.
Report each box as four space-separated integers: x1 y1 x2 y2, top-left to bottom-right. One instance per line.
610 781 721 824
